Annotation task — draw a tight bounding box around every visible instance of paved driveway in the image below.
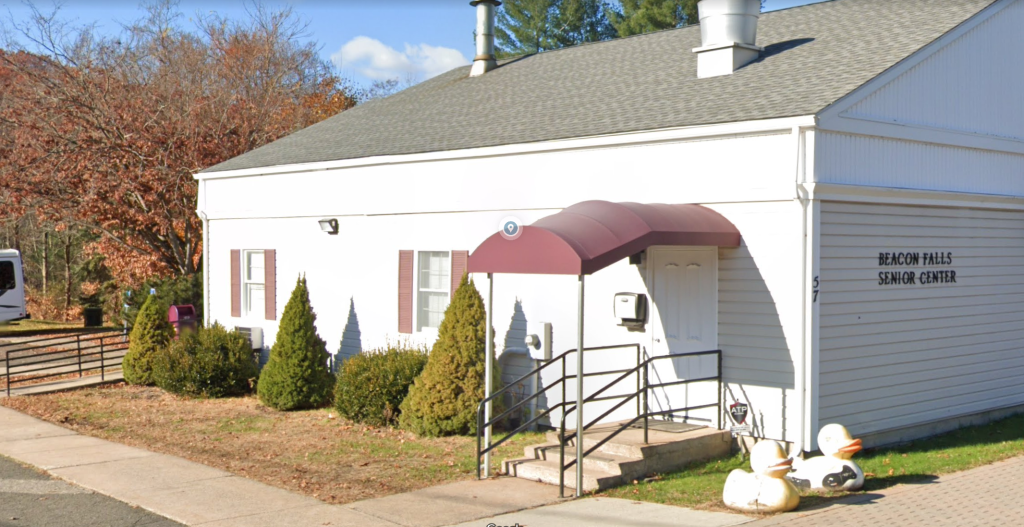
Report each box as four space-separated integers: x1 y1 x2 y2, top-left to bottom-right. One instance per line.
0 454 182 527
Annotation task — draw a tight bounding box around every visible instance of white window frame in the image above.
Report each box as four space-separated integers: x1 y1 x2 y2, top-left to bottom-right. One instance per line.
416 251 450 332
242 249 265 319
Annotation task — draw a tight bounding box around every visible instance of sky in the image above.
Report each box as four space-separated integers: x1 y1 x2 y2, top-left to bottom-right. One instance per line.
0 0 829 87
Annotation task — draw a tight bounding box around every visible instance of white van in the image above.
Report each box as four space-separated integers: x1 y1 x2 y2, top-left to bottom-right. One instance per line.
0 249 28 323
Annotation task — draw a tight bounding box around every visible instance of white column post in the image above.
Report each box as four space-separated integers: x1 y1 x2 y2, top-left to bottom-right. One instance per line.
484 273 494 477
576 274 585 496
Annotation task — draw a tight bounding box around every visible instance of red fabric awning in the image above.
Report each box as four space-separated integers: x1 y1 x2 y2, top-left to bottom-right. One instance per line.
467 201 741 276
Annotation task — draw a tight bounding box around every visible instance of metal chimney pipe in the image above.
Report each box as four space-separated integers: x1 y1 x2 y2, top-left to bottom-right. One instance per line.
693 0 763 78
470 0 501 77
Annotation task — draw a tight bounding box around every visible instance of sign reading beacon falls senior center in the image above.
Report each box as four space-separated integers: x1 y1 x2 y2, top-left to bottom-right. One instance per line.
878 252 958 286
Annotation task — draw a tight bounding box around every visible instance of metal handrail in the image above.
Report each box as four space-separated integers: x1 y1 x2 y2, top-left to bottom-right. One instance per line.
475 343 640 478
556 349 722 497
4 328 129 396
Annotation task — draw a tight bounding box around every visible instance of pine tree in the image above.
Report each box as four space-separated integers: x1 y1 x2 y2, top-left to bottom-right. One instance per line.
256 276 333 411
553 0 616 48
496 0 558 56
607 0 689 37
399 274 501 437
496 0 615 56
608 0 763 38
122 294 173 385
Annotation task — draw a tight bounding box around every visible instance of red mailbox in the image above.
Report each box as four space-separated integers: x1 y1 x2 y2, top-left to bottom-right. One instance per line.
168 304 197 337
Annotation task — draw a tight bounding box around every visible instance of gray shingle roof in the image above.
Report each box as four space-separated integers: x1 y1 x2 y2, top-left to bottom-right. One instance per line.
203 0 996 173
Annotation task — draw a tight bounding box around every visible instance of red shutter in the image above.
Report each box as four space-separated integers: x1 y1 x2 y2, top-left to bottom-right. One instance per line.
264 249 276 321
398 250 414 334
451 250 469 297
230 250 241 317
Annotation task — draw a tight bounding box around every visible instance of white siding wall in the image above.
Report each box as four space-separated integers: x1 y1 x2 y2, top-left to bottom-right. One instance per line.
818 201 1024 437
817 132 1024 197
714 202 804 442
845 0 1024 143
201 132 797 220
203 131 808 435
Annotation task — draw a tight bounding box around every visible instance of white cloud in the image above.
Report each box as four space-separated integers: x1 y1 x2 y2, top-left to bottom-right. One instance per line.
332 36 470 82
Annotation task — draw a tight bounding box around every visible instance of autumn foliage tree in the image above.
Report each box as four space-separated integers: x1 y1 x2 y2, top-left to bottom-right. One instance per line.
0 1 356 288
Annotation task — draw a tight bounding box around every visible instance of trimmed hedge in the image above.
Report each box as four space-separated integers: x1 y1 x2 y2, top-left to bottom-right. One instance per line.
334 345 428 427
257 276 334 410
123 294 173 385
153 323 258 398
399 275 501 436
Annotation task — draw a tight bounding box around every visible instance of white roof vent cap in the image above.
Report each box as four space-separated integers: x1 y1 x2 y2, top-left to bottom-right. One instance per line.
693 0 764 79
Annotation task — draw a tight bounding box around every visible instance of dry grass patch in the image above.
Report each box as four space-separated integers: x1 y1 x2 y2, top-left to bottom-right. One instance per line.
1 383 543 504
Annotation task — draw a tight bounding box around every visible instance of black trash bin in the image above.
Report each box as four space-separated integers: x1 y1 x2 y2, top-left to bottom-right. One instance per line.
83 307 103 327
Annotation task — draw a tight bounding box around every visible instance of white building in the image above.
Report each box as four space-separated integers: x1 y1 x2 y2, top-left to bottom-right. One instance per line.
195 0 1024 452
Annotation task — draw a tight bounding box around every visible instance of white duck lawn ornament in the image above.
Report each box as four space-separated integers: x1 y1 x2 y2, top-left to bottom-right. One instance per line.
722 440 801 513
788 423 865 492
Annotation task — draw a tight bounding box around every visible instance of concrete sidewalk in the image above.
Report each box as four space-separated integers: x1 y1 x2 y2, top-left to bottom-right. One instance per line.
0 405 752 527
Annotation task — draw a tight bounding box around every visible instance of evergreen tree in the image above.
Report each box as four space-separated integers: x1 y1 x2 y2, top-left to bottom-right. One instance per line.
496 0 615 56
399 274 501 437
554 0 616 48
496 0 558 56
122 294 173 385
608 0 763 38
257 276 333 411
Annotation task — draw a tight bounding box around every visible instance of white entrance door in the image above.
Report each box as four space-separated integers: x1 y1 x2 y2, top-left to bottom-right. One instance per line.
647 247 719 424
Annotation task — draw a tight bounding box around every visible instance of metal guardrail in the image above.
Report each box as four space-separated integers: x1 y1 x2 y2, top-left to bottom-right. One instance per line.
1 328 129 396
475 344 722 498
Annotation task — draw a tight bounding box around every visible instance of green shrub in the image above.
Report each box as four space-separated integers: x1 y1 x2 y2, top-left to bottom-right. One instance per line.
124 273 203 328
153 323 258 398
123 294 173 385
399 274 501 436
334 344 428 427
257 276 334 410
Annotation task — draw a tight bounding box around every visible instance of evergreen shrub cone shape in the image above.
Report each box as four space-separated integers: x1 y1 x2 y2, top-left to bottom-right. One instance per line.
399 274 501 437
257 276 334 410
123 294 174 385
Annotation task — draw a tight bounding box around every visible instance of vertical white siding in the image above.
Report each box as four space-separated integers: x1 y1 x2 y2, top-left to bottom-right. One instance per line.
817 132 1024 196
845 0 1024 142
818 201 1024 437
712 201 804 442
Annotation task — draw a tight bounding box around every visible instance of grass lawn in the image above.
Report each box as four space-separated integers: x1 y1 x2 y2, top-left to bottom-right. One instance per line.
0 383 543 505
597 413 1024 512
0 319 115 336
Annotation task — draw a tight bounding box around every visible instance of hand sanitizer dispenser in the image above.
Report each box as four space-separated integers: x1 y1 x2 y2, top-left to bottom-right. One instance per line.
614 293 648 332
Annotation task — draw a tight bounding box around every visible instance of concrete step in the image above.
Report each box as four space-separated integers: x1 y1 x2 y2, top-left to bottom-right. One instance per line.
546 423 732 465
523 442 648 477
503 457 621 492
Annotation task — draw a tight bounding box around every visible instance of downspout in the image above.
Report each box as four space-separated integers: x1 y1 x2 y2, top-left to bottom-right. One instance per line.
794 125 808 457
198 179 210 327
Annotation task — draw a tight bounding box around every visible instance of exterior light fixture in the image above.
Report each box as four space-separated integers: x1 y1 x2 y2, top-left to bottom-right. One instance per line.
318 218 339 235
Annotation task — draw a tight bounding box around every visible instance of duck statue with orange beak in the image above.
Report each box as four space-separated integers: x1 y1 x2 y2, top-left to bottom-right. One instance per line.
788 423 865 492
723 440 801 513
